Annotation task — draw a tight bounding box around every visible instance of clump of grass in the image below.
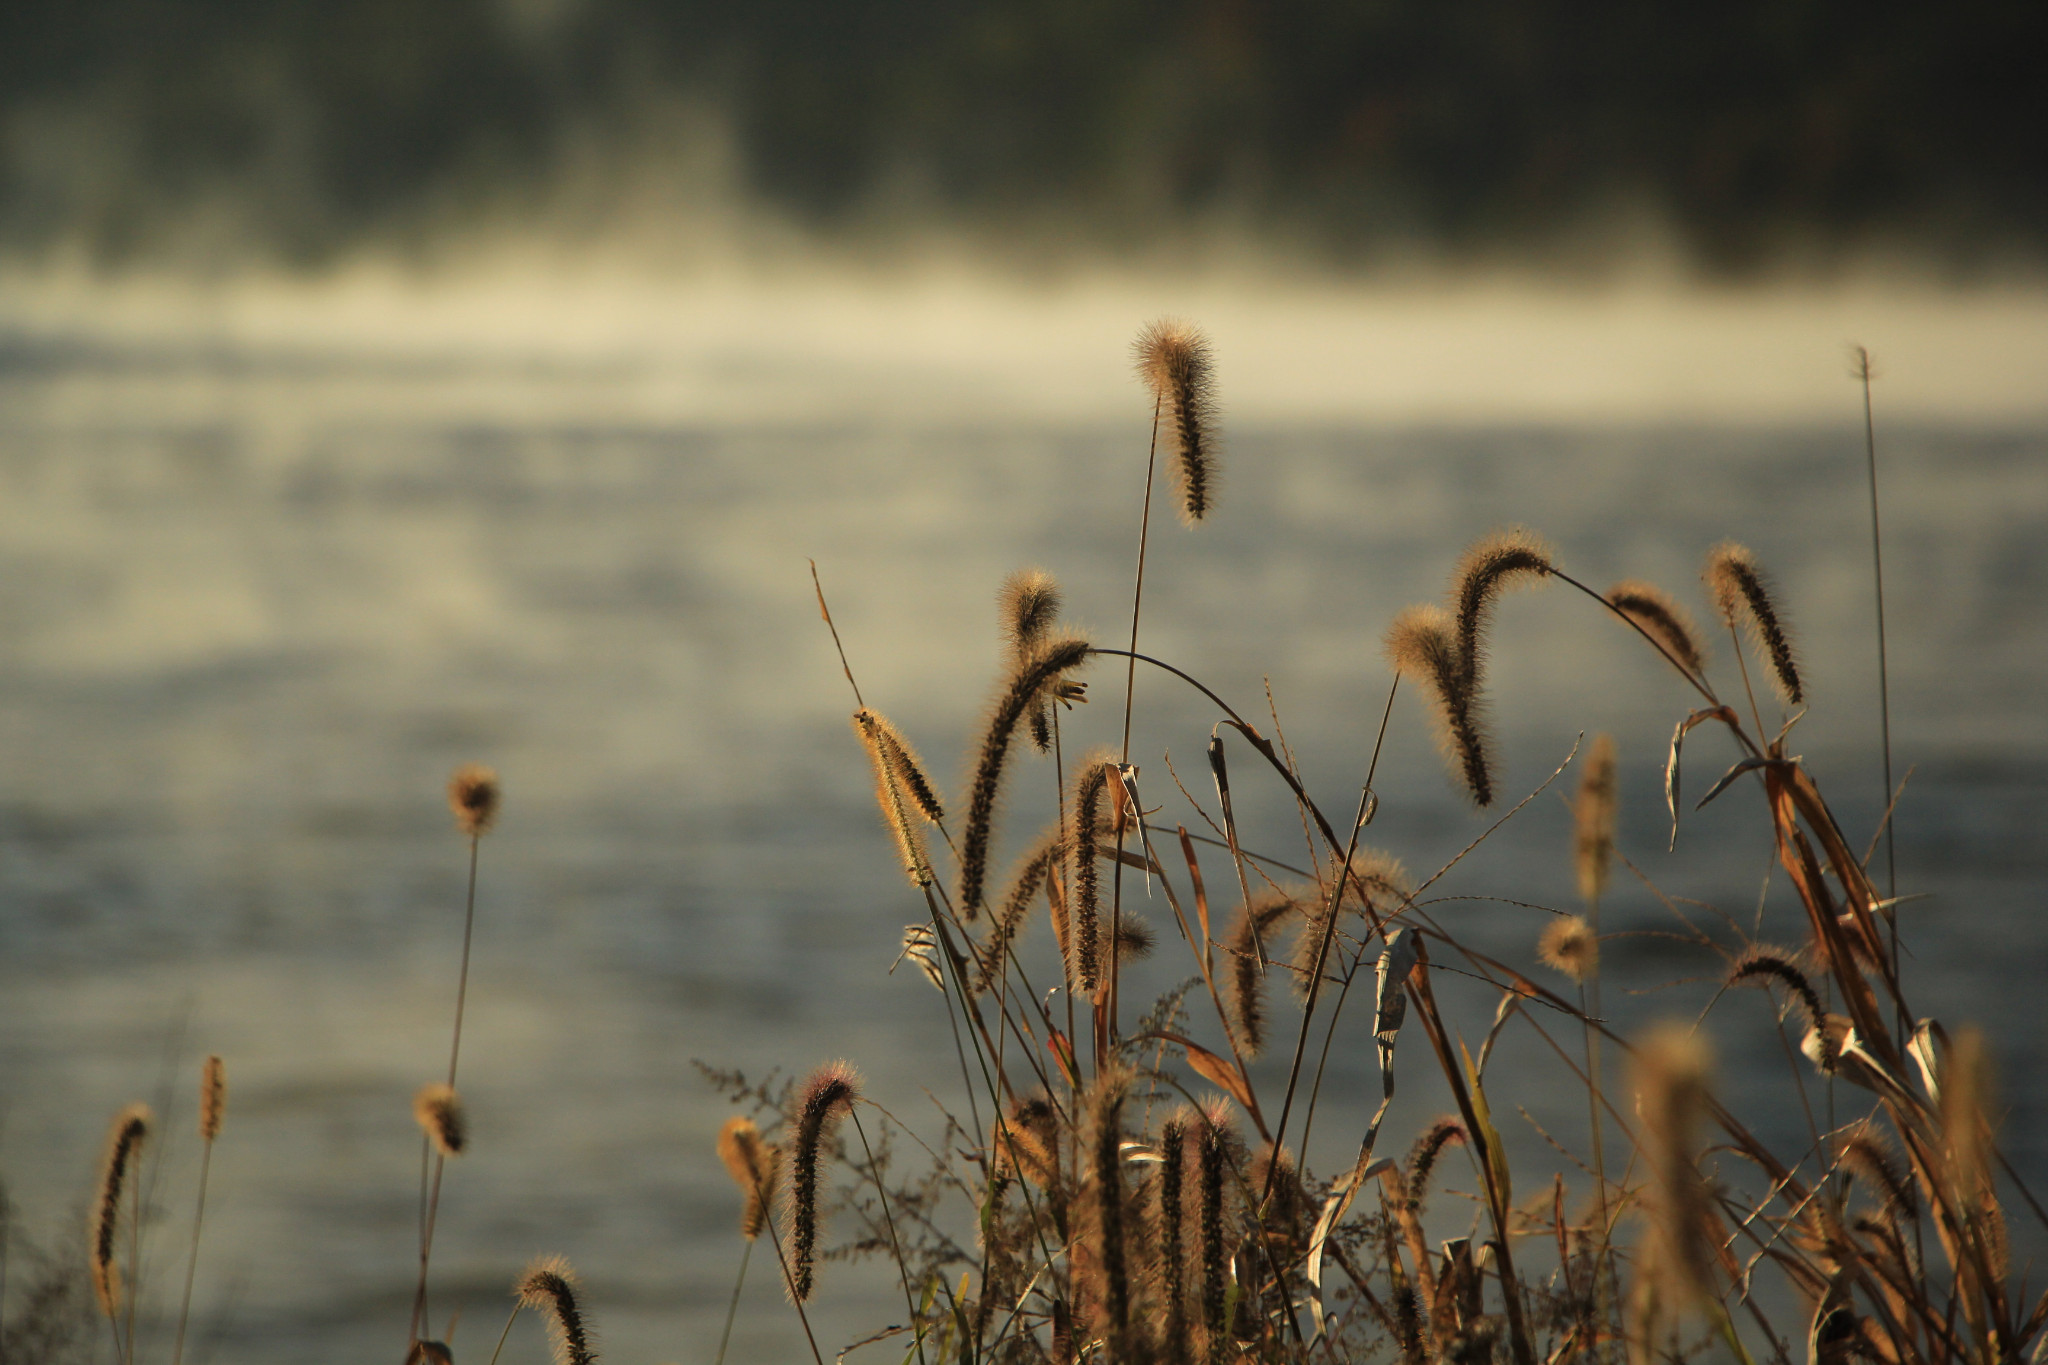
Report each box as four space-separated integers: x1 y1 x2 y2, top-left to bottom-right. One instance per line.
708 323 2033 1365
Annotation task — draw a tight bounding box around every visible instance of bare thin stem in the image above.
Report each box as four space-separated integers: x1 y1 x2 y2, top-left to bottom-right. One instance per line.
809 558 865 711
712 1237 753 1365
1859 357 1902 1041
169 1136 214 1365
851 1109 928 1365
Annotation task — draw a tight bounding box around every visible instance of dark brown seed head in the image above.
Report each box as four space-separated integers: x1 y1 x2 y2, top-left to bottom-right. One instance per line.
91 1103 152 1317
1704 543 1803 705
787 1061 862 1301
999 568 1063 655
517 1255 596 1365
1065 751 1115 991
1606 580 1708 678
1134 319 1219 525
1450 527 1553 692
200 1054 227 1142
448 764 500 837
1403 1118 1466 1212
853 710 935 889
1726 948 1826 1038
959 635 1093 918
717 1115 781 1240
406 1341 455 1365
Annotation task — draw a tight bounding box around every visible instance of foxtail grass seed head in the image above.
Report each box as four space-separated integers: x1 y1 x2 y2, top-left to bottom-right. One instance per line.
448 763 500 836
1158 1109 1191 1344
1196 1109 1230 1343
999 568 1063 654
1067 752 1114 991
1385 604 1493 806
717 1115 781 1240
1538 916 1599 984
1114 915 1155 965
959 634 1093 918
1704 542 1803 705
1726 948 1826 1038
200 1054 226 1142
787 1061 861 1301
1403 1118 1466 1213
1450 526 1553 690
1134 319 1218 525
91 1102 152 1317
1838 1122 1915 1219
1574 734 1618 906
1087 1069 1132 1345
978 826 1062 998
517 1255 596 1365
406 1341 455 1365
1632 1024 1717 1309
414 1083 467 1158
853 709 935 889
1606 580 1708 677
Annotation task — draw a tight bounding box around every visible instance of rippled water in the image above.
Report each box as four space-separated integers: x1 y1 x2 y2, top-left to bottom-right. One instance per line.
0 313 2044 1363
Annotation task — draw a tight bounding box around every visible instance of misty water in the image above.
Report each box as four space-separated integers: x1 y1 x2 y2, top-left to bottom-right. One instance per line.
0 287 2044 1364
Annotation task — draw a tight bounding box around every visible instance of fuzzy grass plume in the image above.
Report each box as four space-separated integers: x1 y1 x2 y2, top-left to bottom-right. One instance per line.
854 708 938 888
1228 890 1302 1055
1385 603 1493 804
448 763 501 836
718 1116 781 1239
959 635 1092 918
977 824 1063 997
1705 542 1803 705
91 1103 152 1318
200 1054 226 1142
1066 752 1114 991
1538 915 1599 983
518 1255 597 1365
1725 947 1827 1040
413 1084 466 1158
787 1061 861 1302
1135 320 1218 524
1607 580 1708 678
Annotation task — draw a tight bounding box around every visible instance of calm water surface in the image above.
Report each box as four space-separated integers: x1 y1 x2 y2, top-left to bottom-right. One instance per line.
0 328 2043 1363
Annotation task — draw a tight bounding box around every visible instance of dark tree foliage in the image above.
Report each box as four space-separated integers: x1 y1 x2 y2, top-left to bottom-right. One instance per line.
1 0 2042 264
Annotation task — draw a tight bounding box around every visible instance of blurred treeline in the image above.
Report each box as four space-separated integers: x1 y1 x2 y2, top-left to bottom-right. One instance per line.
2 0 2043 268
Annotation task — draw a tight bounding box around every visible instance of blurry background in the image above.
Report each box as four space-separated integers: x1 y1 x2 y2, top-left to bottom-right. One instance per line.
0 4 2045 1363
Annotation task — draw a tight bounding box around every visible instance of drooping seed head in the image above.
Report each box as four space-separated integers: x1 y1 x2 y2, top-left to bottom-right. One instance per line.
1606 580 1708 678
1725 948 1826 1039
1450 527 1553 693
414 1083 467 1158
786 1061 862 1301
448 764 501 837
1538 915 1599 984
717 1115 781 1240
91 1102 152 1318
1403 1117 1466 1213
1704 543 1803 705
517 1255 596 1365
200 1054 227 1142
1385 604 1493 806
853 709 935 889
1837 1121 1915 1218
998 568 1063 655
1574 734 1618 906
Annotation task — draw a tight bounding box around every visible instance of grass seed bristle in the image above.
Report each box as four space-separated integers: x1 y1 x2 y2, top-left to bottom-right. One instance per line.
1067 753 1114 991
1230 890 1303 1055
1134 319 1218 525
91 1102 152 1318
517 1254 597 1365
977 824 1063 997
1606 579 1708 677
1087 1069 1132 1347
1404 1118 1466 1213
1704 542 1804 705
